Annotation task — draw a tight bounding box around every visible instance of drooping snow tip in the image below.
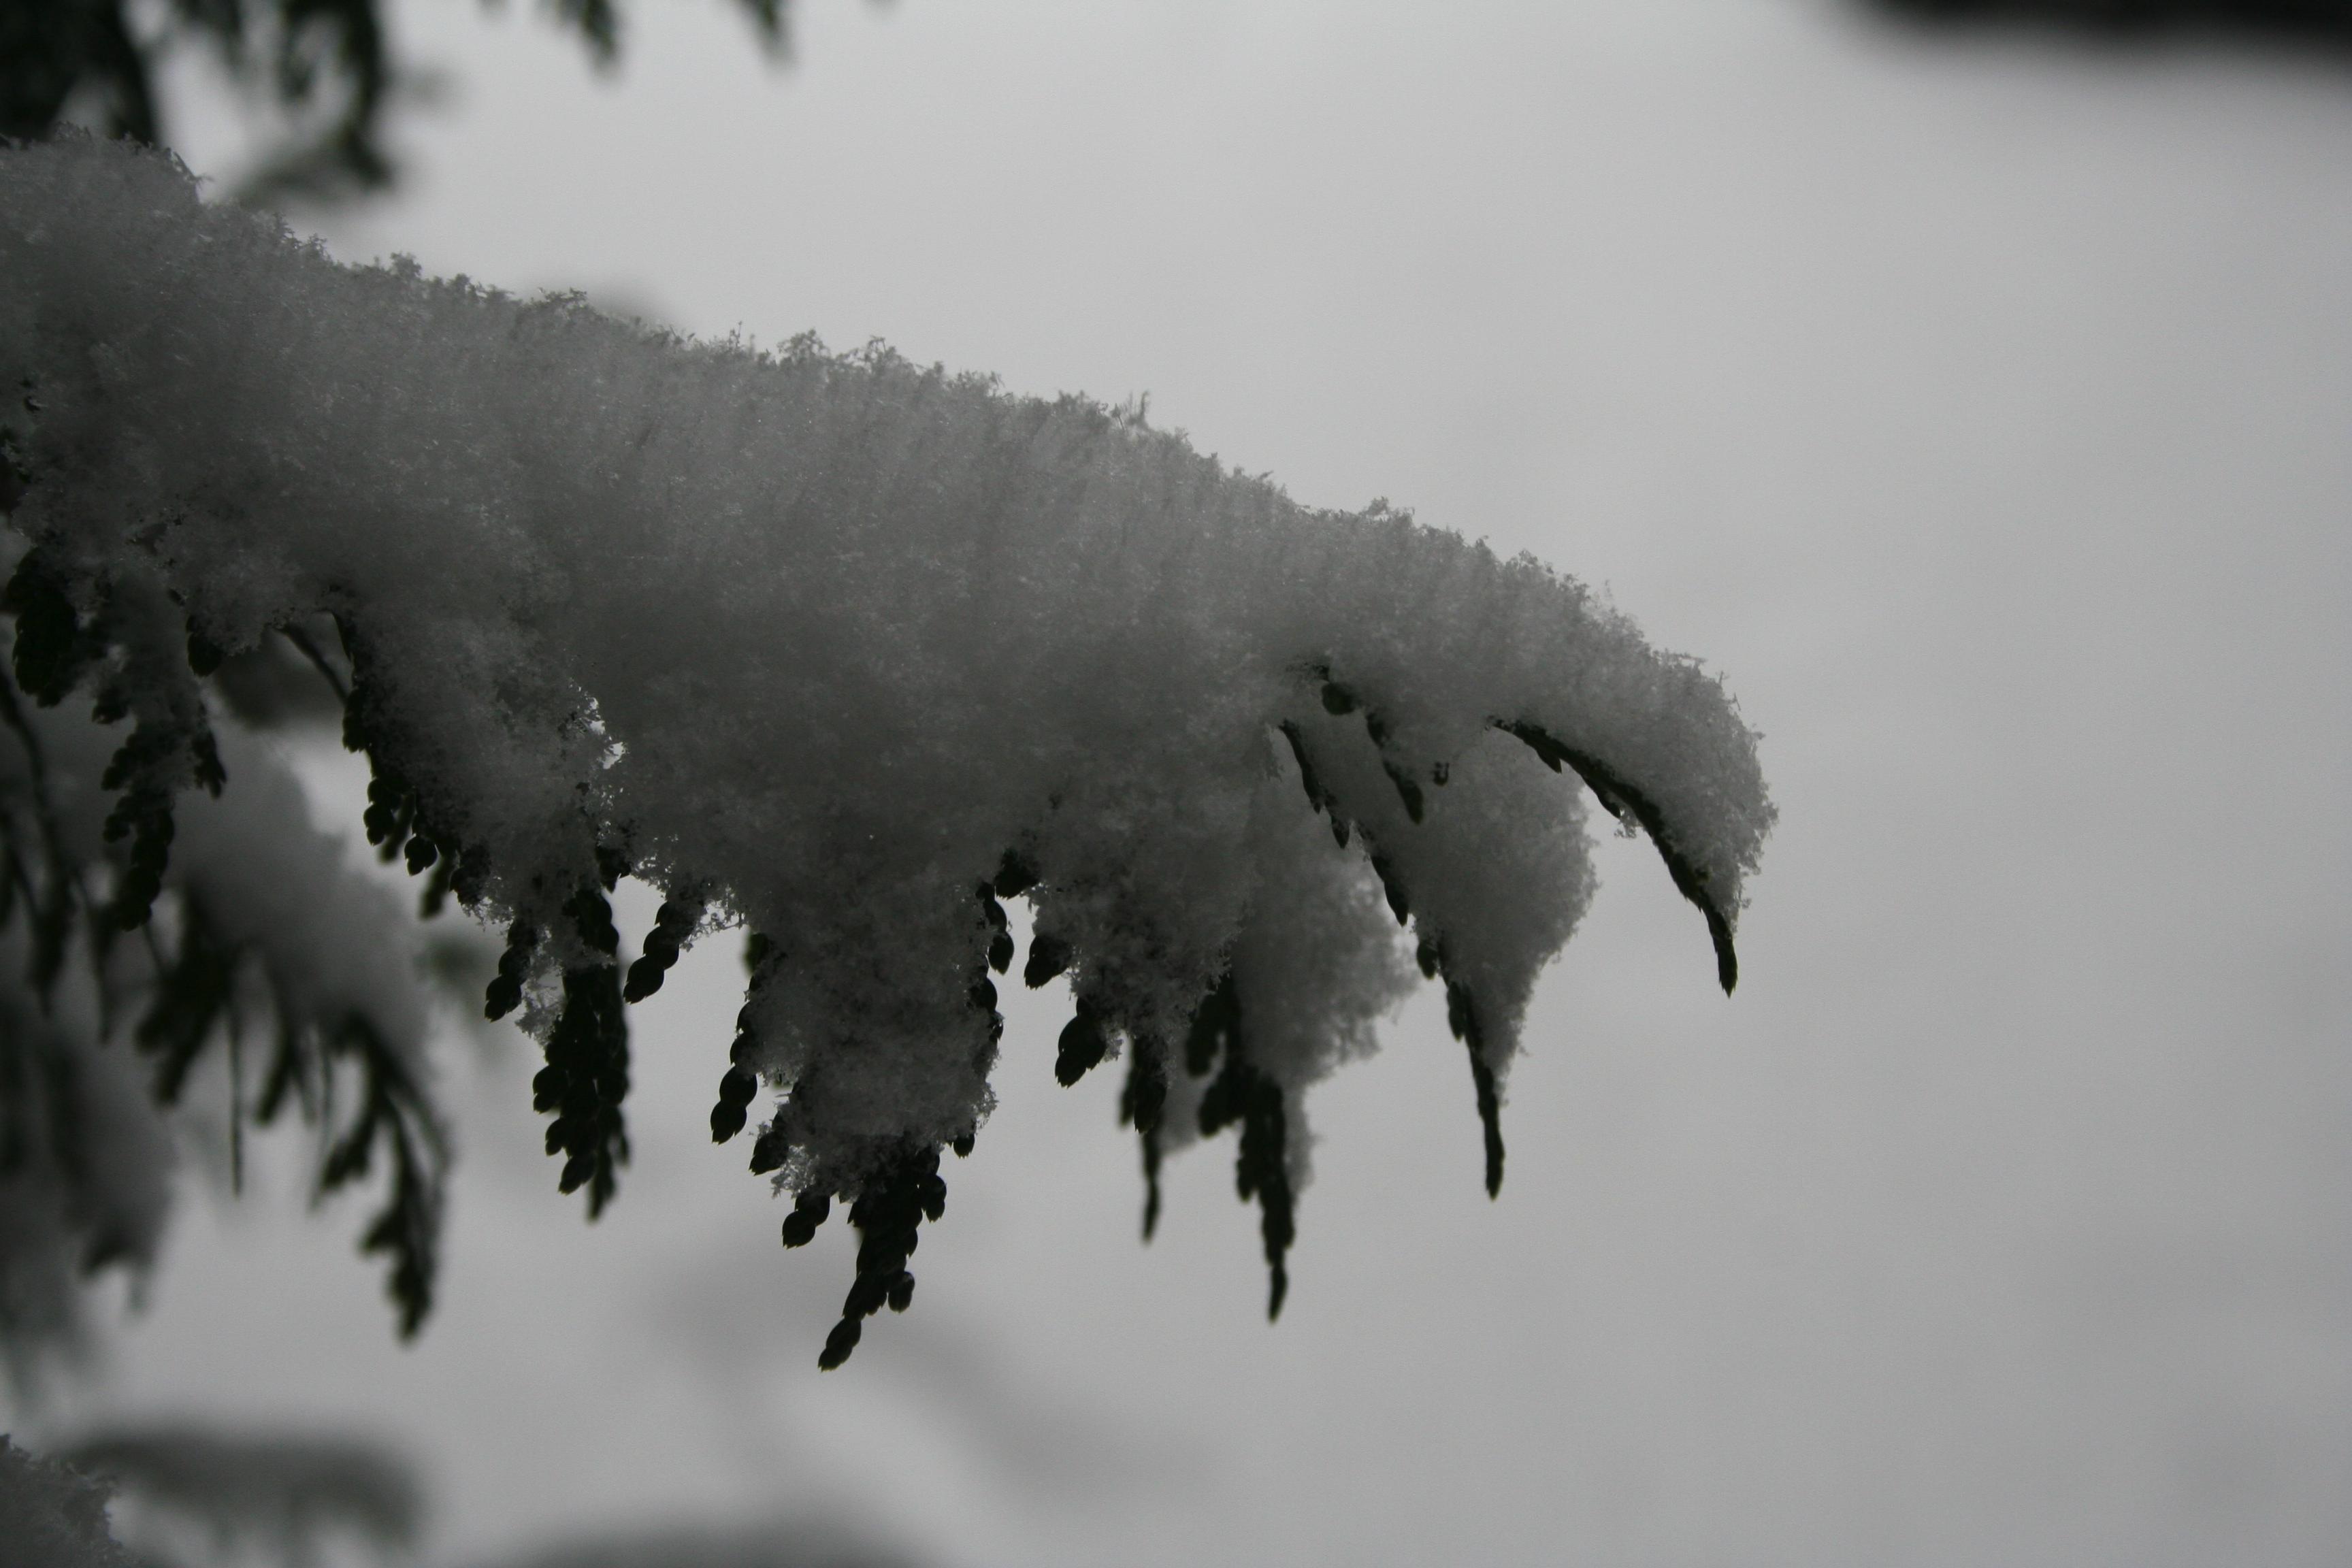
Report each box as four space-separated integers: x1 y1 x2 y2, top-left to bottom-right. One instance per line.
0 133 1773 1366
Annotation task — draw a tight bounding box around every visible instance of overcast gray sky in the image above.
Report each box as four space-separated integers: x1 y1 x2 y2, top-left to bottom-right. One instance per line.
28 2 2352 1565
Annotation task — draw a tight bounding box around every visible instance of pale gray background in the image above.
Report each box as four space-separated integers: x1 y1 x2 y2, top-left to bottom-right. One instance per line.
17 2 2352 1564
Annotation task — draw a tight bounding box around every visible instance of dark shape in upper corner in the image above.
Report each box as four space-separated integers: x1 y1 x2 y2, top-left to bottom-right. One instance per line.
1858 0 2352 56
0 0 798 207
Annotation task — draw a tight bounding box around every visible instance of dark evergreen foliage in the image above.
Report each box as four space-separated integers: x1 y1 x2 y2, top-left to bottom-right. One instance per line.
535 889 630 1217
816 1143 946 1369
779 1188 829 1247
710 937 775 1144
0 548 447 1335
484 919 538 1022
316 1013 444 1336
1053 1001 1110 1088
1446 978 1506 1200
1022 929 1071 990
2 551 100 708
1189 977 1295 1321
1118 1036 1168 1240
0 0 794 202
624 898 698 1001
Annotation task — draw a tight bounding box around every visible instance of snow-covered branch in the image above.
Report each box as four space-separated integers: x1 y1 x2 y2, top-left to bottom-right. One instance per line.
0 134 1771 1365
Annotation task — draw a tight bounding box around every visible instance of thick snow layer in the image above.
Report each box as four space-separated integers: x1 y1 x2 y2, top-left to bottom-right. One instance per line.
0 135 1769 1350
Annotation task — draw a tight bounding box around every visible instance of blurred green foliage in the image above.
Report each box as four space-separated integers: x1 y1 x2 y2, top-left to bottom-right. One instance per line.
0 0 789 203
